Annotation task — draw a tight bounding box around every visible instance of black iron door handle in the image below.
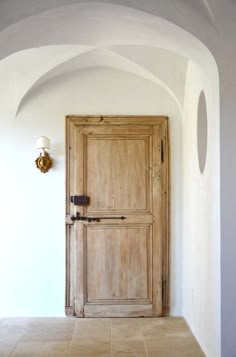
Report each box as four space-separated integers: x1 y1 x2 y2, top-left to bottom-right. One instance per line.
71 212 126 222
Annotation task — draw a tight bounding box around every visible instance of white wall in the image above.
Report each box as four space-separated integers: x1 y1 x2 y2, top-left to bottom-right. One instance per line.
0 3 222 353
0 67 183 316
182 61 220 357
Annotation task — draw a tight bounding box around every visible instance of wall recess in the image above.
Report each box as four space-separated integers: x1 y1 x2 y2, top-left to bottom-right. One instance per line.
197 91 208 174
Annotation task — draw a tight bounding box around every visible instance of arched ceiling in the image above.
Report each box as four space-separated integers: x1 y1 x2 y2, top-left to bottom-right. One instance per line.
0 2 218 119
17 46 187 116
0 0 217 33
0 2 211 61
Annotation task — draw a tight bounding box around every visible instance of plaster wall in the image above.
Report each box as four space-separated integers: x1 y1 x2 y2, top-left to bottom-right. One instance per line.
0 3 222 354
0 67 183 316
182 61 220 357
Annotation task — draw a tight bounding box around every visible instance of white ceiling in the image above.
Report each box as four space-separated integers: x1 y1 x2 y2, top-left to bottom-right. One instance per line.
0 0 227 118
0 0 218 32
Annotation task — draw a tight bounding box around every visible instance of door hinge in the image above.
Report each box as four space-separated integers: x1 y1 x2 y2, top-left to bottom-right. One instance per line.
161 140 164 163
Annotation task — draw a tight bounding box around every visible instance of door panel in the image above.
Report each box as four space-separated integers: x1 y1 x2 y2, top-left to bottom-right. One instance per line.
86 225 150 301
66 116 169 317
86 137 148 211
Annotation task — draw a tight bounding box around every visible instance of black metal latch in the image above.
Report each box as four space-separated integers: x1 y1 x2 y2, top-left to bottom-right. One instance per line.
71 212 126 223
70 195 90 206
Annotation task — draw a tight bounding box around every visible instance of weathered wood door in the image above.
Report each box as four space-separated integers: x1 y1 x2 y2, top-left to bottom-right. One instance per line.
66 116 169 317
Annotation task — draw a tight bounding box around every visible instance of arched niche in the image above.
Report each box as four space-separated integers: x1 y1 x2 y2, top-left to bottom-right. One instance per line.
197 91 208 174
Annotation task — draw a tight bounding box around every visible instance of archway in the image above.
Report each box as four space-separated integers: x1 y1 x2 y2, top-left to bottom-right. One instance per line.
0 3 220 356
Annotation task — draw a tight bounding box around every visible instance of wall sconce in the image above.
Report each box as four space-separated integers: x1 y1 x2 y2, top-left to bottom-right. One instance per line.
35 136 53 173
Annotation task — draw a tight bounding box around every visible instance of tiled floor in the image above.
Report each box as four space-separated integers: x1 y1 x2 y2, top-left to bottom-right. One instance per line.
0 317 205 356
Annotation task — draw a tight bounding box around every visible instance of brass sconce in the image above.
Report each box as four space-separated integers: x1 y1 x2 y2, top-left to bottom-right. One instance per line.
35 136 53 173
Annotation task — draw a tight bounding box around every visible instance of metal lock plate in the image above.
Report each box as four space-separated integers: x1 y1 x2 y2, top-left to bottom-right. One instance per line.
70 195 90 206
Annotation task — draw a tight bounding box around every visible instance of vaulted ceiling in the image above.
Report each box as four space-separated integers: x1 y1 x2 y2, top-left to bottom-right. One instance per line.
0 0 218 32
0 0 225 119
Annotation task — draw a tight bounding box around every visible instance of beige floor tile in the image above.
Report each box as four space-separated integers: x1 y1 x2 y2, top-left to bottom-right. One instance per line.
74 318 111 340
0 337 19 357
145 335 205 357
141 317 185 326
111 319 142 340
141 317 191 338
0 317 205 357
0 318 33 345
25 318 75 331
111 318 138 324
68 339 111 357
73 327 110 341
19 318 75 342
0 329 21 348
0 334 21 347
19 330 74 343
0 344 16 356
76 318 111 326
112 339 147 356
11 341 69 356
29 318 76 328
1 318 32 327
111 352 147 357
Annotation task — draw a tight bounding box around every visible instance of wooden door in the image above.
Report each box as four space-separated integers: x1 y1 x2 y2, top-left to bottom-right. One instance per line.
66 116 169 317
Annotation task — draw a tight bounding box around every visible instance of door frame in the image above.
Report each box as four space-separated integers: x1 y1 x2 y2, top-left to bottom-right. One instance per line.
65 115 170 316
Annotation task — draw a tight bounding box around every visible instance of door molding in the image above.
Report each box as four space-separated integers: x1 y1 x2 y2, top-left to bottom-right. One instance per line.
65 115 170 316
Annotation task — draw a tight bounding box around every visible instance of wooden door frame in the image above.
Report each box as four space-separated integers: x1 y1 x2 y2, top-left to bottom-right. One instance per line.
65 115 170 317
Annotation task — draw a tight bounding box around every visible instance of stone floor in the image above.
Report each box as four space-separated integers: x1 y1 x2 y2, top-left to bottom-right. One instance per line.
0 317 205 356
